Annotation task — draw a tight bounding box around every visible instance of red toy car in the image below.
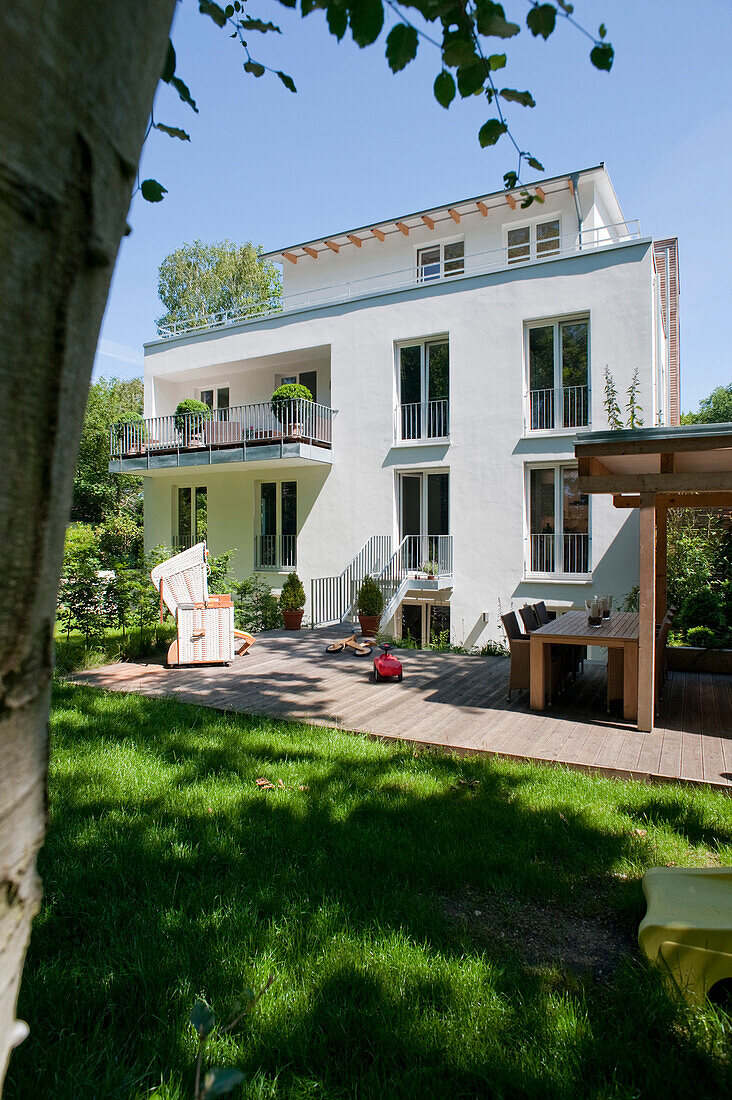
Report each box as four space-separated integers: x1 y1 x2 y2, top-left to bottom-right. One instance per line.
373 643 403 682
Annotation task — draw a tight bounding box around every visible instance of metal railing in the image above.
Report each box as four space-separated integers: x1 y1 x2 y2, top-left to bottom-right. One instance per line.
156 221 642 338
396 399 450 442
529 533 590 575
527 385 589 431
111 399 334 458
310 535 392 627
255 534 297 571
375 535 453 625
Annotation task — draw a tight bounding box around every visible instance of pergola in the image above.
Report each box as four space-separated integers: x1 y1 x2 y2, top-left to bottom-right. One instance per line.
576 423 732 731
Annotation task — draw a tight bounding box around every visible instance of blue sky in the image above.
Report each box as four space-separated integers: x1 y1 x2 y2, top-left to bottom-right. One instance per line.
95 0 732 412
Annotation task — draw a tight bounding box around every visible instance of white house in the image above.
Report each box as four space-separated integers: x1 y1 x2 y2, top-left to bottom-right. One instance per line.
112 164 680 646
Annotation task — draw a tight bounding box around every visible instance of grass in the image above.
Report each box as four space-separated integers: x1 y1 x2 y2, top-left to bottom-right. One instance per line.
6 683 732 1100
54 623 176 675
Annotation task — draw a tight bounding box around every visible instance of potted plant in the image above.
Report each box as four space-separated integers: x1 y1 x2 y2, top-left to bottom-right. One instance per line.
422 560 439 577
270 383 313 438
357 576 384 637
280 571 306 630
175 398 211 445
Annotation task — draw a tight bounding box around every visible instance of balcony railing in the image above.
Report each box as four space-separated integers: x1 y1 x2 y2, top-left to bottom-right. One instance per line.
156 221 642 339
527 385 589 431
255 534 297 571
396 399 450 442
111 399 334 459
529 533 590 575
396 534 453 577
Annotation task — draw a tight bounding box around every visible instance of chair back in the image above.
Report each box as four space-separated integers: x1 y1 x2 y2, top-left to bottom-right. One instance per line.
150 542 210 618
533 601 550 625
501 611 523 643
519 605 539 633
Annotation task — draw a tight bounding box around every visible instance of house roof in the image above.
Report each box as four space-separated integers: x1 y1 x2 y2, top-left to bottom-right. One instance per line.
263 163 619 264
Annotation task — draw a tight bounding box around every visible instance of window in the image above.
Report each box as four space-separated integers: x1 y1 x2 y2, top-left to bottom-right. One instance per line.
526 318 589 431
199 386 230 418
417 240 464 282
527 466 589 576
276 370 317 402
507 219 560 264
257 481 297 570
176 486 207 550
397 339 449 441
398 471 450 572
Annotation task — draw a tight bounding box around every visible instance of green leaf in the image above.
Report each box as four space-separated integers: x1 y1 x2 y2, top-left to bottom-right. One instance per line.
153 122 191 141
169 75 199 112
385 23 418 72
225 3 234 15
503 170 518 189
590 42 614 70
243 60 266 77
276 70 297 92
526 155 544 171
201 1068 245 1098
478 118 507 147
441 31 479 68
348 0 384 47
519 190 536 208
474 0 520 39
556 1 573 12
598 23 607 39
526 3 556 40
190 1000 216 1038
433 69 456 108
326 1 348 40
162 40 176 83
499 87 535 108
487 53 507 71
239 18 282 33
457 61 487 98
140 179 168 203
199 1 228 28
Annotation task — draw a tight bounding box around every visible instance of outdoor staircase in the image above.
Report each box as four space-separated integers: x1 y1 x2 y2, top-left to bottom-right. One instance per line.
310 536 392 627
375 535 454 627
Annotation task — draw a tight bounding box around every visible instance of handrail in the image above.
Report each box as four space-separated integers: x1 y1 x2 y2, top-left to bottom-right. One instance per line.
395 399 450 442
310 535 392 627
156 221 642 338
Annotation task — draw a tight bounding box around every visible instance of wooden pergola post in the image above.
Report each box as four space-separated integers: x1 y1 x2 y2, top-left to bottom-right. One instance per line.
637 494 657 732
655 504 668 626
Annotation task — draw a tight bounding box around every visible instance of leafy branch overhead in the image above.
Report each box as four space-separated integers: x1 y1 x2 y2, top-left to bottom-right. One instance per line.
144 0 612 201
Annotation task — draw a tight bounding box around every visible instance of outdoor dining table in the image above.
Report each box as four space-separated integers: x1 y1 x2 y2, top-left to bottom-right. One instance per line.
529 610 641 723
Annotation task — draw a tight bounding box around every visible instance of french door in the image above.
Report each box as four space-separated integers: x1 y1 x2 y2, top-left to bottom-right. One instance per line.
398 472 449 572
398 340 449 441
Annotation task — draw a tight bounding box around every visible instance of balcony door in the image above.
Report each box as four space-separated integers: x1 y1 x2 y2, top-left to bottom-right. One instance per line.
199 385 230 419
398 340 449 441
258 481 297 571
527 319 589 430
528 466 589 575
398 472 449 571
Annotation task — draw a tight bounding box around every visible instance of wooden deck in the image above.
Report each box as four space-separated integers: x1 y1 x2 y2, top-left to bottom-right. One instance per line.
68 627 732 789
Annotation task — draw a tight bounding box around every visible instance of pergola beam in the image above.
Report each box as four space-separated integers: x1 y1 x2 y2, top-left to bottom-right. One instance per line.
347 234 363 247
579 471 732 495
613 491 732 509
302 246 318 259
637 495 656 733
477 201 488 217
372 228 386 242
395 221 410 236
422 214 435 230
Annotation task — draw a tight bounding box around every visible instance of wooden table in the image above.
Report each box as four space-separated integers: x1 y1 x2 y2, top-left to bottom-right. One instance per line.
529 610 640 722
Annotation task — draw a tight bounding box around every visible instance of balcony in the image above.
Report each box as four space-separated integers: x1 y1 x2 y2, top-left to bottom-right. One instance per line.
155 222 643 339
109 400 334 472
255 534 297 572
528 533 590 577
527 386 589 432
395 400 450 443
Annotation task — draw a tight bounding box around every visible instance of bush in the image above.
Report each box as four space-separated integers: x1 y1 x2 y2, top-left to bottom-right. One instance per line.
270 383 313 418
97 512 144 568
357 576 384 616
231 574 282 632
675 587 727 638
280 572 306 612
174 398 211 433
207 549 233 594
685 626 726 649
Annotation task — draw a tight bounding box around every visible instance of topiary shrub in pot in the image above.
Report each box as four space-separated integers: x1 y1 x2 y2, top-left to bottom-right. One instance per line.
174 398 211 444
357 576 384 638
270 383 313 437
280 571 306 630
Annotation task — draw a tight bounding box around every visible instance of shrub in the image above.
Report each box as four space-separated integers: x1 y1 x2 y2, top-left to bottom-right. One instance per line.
357 576 384 616
675 588 727 638
97 512 144 568
174 398 211 433
207 549 233 594
685 626 726 649
280 572 306 612
231 574 282 632
63 522 102 576
270 383 313 419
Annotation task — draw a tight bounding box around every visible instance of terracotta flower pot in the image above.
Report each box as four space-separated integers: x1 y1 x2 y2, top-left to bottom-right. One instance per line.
283 609 304 631
358 614 381 637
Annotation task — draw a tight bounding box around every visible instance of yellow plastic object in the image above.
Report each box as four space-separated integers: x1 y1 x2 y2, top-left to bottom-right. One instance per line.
638 867 732 1005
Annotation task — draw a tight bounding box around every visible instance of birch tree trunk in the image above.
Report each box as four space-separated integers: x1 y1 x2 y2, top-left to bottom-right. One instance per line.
0 3 176 1089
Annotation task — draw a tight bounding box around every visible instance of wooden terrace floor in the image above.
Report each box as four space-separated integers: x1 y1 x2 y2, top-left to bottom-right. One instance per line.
69 627 732 789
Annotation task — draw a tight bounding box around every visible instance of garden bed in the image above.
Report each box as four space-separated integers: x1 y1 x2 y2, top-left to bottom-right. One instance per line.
667 646 732 674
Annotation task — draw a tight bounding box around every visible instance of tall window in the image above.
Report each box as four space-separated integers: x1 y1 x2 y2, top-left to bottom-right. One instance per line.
177 486 207 550
258 481 297 570
507 219 560 264
417 241 464 282
277 370 317 401
397 339 449 441
526 318 589 430
199 386 230 419
528 466 589 575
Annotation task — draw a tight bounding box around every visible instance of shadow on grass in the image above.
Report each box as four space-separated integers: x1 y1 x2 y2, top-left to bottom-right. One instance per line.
6 683 731 1100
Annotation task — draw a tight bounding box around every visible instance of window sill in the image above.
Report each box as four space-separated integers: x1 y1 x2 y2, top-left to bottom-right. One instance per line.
522 573 594 584
523 426 591 438
393 437 450 447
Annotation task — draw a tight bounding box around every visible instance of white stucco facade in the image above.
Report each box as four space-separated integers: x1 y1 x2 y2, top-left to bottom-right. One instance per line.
129 166 679 646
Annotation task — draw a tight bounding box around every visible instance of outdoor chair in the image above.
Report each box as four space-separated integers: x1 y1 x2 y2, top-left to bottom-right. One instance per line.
150 541 254 666
530 602 584 681
519 604 540 633
533 601 551 625
501 611 563 703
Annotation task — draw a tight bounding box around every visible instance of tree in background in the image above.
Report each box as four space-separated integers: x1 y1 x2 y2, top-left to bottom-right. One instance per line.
681 384 732 425
156 239 282 334
73 377 144 525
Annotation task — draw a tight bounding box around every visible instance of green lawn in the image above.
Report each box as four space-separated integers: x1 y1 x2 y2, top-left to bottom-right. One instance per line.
6 683 732 1099
54 623 176 675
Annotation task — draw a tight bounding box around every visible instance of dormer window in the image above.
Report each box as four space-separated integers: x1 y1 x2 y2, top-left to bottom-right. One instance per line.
417 240 464 282
507 219 560 264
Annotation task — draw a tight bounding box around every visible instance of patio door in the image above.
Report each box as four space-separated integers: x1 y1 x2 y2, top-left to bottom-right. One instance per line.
398 340 449 440
398 472 449 570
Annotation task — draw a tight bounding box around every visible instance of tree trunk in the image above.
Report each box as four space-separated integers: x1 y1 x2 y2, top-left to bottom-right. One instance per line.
0 3 176 1089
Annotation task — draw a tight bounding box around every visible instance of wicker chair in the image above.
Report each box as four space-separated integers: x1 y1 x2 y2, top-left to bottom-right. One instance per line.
501 611 563 703
519 604 540 633
530 602 584 680
534 601 551 625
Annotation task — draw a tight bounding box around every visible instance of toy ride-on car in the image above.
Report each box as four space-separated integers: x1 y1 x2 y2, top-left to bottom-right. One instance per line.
373 643 403 682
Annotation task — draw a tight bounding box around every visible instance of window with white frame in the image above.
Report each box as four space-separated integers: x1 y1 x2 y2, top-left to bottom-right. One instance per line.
416 240 464 282
199 386 230 417
175 485 207 550
257 480 297 571
526 465 589 576
525 317 590 431
507 218 560 264
396 338 449 441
